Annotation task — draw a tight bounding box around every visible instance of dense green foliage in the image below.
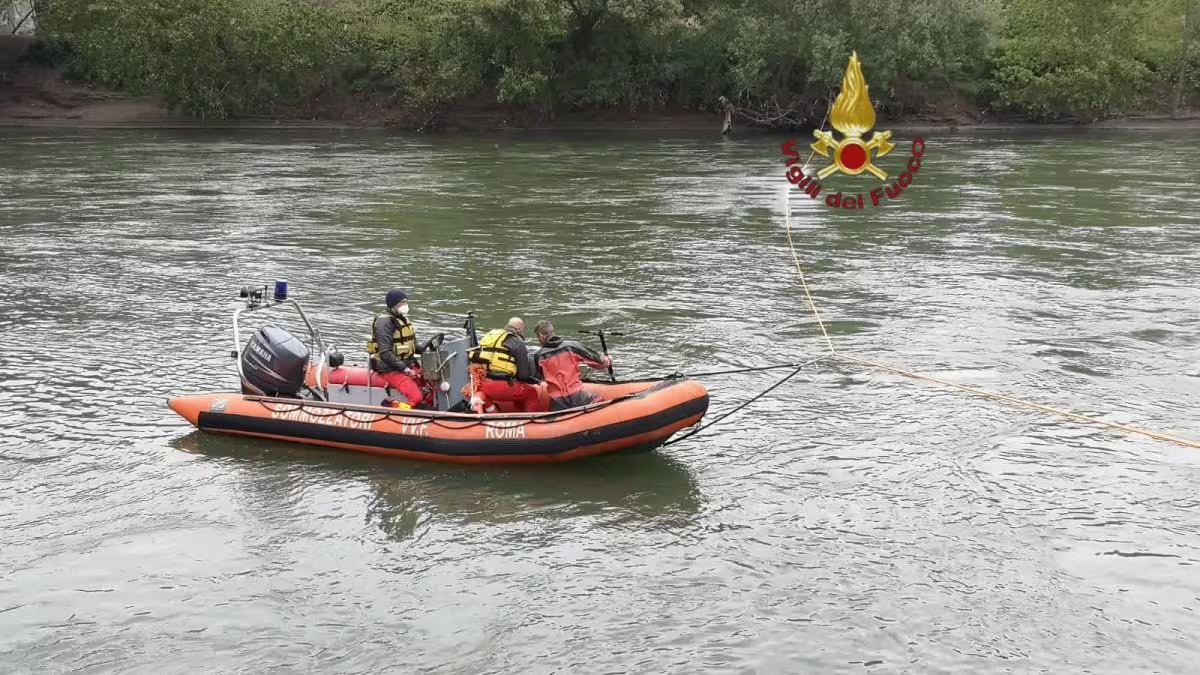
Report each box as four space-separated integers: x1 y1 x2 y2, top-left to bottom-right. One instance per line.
991 0 1197 120
27 0 1199 124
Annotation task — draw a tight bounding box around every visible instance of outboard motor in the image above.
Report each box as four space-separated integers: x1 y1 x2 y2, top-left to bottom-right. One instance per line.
240 325 310 397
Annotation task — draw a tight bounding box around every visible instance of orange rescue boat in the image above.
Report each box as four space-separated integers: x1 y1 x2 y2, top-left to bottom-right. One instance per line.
167 283 709 464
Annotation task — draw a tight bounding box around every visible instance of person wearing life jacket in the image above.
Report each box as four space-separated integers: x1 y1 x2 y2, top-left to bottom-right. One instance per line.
472 317 541 413
366 288 424 406
531 320 612 411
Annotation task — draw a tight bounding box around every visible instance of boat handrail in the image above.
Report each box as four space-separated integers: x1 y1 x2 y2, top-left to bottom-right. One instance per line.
232 288 332 401
243 387 649 422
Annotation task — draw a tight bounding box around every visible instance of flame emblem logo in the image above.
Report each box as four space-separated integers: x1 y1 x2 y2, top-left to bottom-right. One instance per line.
811 52 895 180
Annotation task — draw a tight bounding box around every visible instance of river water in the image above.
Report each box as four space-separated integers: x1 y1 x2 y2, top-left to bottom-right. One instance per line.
2 125 1200 673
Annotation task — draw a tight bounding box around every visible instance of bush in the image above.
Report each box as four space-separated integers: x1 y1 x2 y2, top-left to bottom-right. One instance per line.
29 0 1200 123
990 0 1157 120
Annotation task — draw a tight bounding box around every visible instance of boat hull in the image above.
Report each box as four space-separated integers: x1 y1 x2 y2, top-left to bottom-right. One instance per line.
168 378 708 464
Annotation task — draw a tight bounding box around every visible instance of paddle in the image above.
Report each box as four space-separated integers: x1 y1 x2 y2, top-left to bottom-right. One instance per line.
579 329 623 382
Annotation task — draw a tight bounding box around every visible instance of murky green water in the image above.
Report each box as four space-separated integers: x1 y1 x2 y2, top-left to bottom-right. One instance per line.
2 126 1200 673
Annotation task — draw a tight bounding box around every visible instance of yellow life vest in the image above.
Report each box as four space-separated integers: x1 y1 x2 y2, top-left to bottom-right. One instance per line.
472 328 518 377
366 313 417 362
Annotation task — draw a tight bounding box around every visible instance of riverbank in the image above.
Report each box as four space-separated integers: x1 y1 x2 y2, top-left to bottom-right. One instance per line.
5 93 1198 134
3 35 1197 134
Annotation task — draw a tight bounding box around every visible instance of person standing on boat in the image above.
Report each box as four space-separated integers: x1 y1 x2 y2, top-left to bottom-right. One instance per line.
532 320 612 411
366 289 424 406
474 317 541 413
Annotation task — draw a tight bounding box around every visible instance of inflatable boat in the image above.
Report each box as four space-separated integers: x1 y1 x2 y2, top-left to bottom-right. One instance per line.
167 282 709 464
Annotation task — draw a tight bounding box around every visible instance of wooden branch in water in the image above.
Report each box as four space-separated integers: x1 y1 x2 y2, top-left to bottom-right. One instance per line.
727 95 812 130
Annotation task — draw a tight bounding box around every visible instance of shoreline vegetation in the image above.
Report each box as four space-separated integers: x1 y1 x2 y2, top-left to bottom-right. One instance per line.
2 1 1197 133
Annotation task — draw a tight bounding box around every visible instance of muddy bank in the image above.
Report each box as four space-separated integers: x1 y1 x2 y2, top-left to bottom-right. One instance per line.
1 35 179 126
3 35 1197 134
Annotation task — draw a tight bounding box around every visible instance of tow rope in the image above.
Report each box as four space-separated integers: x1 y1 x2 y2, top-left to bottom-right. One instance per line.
667 92 1198 451
683 362 825 378
663 355 831 446
781 193 1200 451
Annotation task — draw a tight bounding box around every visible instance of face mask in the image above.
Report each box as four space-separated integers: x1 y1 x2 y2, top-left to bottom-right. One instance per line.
395 303 410 316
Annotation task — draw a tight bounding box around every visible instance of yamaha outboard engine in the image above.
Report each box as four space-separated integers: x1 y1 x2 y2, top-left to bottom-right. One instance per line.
240 325 310 397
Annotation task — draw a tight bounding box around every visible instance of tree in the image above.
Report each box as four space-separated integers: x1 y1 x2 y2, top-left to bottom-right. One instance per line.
991 0 1155 121
1174 0 1195 117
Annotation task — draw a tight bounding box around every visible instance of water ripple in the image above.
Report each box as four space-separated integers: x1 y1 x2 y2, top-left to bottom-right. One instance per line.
2 127 1200 672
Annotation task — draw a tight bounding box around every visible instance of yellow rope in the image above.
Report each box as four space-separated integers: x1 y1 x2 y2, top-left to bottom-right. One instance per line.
840 354 1200 449
784 198 836 355
781 192 1200 450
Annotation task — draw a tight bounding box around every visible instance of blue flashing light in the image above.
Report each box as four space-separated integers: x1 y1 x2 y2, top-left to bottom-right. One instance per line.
274 278 289 301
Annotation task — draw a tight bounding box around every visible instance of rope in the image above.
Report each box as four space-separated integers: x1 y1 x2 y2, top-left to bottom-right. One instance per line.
801 100 832 175
780 191 1200 450
683 362 825 378
783 102 838 355
839 354 1200 449
256 397 602 429
785 199 837 355
664 355 829 446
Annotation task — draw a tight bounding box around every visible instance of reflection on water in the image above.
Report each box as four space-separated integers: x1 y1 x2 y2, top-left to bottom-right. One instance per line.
171 431 704 538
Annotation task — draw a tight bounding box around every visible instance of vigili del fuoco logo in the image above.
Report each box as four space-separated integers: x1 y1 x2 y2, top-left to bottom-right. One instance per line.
781 51 926 209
